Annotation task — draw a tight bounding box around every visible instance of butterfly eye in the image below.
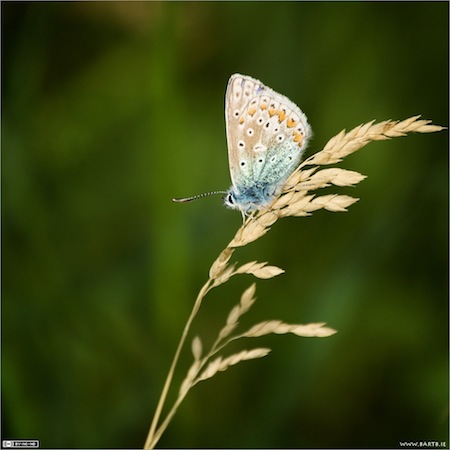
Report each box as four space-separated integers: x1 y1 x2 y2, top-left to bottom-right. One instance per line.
247 128 254 136
257 117 264 125
233 110 240 118
238 140 245 148
240 161 246 167
258 158 264 163
276 134 285 142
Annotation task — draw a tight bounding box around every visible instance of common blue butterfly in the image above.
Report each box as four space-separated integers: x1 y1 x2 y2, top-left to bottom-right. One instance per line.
174 74 312 218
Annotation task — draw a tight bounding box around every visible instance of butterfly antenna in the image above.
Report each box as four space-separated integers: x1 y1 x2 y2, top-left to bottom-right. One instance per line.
172 191 227 203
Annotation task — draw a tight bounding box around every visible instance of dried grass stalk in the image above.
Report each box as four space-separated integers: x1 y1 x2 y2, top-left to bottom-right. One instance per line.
144 116 444 449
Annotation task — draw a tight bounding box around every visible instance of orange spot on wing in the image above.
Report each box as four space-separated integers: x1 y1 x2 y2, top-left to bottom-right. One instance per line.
293 132 303 144
277 109 286 122
287 118 297 128
239 116 245 124
268 108 277 117
248 107 256 116
260 103 267 110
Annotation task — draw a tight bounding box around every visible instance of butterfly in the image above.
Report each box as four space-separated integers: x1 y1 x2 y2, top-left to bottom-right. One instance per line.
174 74 312 219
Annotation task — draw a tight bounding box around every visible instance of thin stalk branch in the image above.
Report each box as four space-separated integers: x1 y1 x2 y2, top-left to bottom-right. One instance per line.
144 279 213 449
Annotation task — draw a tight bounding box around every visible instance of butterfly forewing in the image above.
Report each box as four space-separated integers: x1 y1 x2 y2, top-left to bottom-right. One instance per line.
225 75 264 188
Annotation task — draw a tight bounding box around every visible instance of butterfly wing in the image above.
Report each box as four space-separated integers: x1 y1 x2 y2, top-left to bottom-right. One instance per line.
225 74 311 199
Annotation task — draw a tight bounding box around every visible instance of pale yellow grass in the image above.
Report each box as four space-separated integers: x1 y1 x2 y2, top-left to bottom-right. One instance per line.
144 116 444 449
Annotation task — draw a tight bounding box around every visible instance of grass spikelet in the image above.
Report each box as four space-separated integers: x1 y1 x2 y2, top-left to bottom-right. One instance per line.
278 193 319 217
307 168 367 188
191 336 202 361
228 218 270 247
196 348 271 383
285 166 319 188
242 321 337 338
219 348 272 368
244 320 289 337
196 356 223 382
251 265 285 279
144 116 444 449
235 261 285 279
217 322 239 341
179 360 201 397
212 263 236 287
209 248 234 280
289 323 338 338
226 304 241 325
240 283 256 313
311 194 360 212
218 284 256 340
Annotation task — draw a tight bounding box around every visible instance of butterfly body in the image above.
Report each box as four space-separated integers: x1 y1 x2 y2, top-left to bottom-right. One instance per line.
225 181 276 212
224 74 311 215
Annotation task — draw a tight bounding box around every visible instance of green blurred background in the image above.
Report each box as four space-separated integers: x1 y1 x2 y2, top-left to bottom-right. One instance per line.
2 2 448 449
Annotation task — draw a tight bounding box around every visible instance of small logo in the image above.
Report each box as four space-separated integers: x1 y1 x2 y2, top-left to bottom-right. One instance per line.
2 441 39 448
